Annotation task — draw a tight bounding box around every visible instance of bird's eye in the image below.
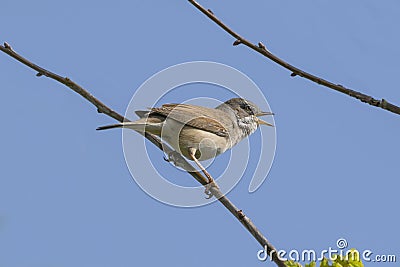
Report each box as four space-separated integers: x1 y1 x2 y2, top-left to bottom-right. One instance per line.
241 103 253 114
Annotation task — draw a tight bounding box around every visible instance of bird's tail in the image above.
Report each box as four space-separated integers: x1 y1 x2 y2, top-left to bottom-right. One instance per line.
97 110 152 131
96 119 161 135
96 121 147 131
96 123 124 131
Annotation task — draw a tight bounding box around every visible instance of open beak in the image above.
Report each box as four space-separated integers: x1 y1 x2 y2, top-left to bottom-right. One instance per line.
256 111 274 116
256 111 274 127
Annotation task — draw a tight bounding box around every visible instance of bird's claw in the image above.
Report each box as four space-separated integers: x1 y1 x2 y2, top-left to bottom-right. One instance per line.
204 178 219 199
205 187 213 199
164 151 187 169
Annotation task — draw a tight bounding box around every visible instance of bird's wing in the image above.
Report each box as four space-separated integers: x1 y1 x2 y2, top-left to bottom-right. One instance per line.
149 104 232 137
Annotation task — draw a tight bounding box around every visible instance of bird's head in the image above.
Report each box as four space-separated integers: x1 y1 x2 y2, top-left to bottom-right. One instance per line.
221 98 274 127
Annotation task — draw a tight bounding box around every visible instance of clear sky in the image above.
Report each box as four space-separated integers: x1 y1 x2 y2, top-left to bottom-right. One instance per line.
0 1 399 267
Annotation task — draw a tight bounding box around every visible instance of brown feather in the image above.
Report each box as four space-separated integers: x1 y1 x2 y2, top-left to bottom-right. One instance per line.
149 104 233 137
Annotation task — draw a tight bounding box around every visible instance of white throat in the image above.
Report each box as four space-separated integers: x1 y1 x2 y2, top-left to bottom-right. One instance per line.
231 115 258 146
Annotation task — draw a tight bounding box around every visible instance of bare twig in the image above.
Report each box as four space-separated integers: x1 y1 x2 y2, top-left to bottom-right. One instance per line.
0 42 208 186
0 42 286 267
188 0 400 116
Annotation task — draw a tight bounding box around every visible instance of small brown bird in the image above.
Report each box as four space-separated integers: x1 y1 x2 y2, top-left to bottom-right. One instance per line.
97 98 273 185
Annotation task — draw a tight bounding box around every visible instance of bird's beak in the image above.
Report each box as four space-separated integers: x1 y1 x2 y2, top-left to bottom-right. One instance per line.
256 111 274 127
256 111 274 116
257 118 274 127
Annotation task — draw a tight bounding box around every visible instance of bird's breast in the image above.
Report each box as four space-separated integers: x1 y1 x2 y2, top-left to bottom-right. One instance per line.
160 118 229 161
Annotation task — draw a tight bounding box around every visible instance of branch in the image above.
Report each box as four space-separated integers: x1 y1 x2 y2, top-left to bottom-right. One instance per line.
0 42 286 267
188 0 400 116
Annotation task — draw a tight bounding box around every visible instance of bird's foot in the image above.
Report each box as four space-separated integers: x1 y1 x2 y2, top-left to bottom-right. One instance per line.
204 177 219 199
163 151 188 169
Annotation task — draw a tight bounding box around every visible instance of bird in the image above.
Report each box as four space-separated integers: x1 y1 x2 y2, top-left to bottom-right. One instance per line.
97 98 273 188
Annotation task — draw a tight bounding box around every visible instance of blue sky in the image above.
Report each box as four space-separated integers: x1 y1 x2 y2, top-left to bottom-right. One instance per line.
0 1 399 266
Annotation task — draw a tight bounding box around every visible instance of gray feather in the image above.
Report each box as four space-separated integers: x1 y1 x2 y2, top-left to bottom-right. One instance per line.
135 110 149 118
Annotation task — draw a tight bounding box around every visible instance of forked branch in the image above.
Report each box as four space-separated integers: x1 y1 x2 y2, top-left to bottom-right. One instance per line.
188 0 400 116
0 42 286 267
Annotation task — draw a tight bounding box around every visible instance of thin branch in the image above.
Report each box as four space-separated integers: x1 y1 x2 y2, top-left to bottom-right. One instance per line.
188 0 400 116
0 42 286 267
